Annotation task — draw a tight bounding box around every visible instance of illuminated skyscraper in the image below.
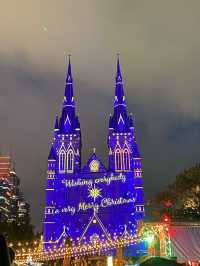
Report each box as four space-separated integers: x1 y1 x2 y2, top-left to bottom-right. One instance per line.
8 169 30 225
0 156 30 225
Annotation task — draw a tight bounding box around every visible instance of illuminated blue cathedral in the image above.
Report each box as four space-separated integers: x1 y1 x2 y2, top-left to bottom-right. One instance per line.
44 57 144 251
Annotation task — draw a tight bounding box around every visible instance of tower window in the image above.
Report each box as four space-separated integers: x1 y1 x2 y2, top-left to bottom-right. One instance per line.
59 150 66 173
115 149 122 171
67 149 74 173
123 149 130 171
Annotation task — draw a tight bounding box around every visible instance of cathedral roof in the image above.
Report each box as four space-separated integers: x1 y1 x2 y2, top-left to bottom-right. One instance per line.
81 150 107 173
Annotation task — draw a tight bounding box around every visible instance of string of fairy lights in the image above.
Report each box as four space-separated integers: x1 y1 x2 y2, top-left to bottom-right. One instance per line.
14 234 138 263
13 223 171 264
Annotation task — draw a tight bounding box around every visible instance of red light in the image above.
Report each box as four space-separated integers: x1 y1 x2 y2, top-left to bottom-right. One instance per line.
163 215 170 223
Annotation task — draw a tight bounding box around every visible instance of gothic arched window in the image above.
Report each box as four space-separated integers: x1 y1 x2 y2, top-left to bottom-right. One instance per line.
67 149 74 173
59 150 66 173
115 149 122 171
123 149 130 171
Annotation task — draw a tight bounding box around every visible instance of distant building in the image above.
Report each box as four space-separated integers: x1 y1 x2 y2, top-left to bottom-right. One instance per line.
0 178 11 222
8 169 30 225
0 155 30 225
0 156 11 179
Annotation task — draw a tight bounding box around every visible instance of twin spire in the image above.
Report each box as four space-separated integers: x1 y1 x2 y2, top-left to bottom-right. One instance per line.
63 54 126 107
54 55 130 133
64 54 126 107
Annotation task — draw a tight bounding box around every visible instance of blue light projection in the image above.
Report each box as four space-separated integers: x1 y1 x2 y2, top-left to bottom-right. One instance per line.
43 57 144 250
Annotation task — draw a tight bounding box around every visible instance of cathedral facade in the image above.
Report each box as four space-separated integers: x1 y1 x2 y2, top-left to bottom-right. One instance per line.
43 58 144 251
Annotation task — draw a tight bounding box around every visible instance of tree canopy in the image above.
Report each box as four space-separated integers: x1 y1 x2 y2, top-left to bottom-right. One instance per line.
151 163 200 220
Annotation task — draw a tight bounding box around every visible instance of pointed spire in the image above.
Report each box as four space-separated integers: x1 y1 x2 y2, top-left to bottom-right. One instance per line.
54 115 59 131
64 55 74 106
114 54 126 107
109 113 113 129
59 56 80 133
66 54 73 84
129 113 134 128
111 56 130 132
48 145 56 160
116 53 122 83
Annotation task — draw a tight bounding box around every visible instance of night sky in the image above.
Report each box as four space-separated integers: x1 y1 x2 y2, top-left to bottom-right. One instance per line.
1 1 200 229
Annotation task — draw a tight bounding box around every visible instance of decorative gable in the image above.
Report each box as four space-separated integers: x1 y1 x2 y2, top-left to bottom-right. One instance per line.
81 152 107 173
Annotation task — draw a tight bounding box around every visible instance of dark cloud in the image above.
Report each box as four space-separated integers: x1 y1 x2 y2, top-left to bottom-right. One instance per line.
1 0 200 229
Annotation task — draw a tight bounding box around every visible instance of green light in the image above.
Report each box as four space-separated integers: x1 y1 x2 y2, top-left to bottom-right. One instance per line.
144 235 154 244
